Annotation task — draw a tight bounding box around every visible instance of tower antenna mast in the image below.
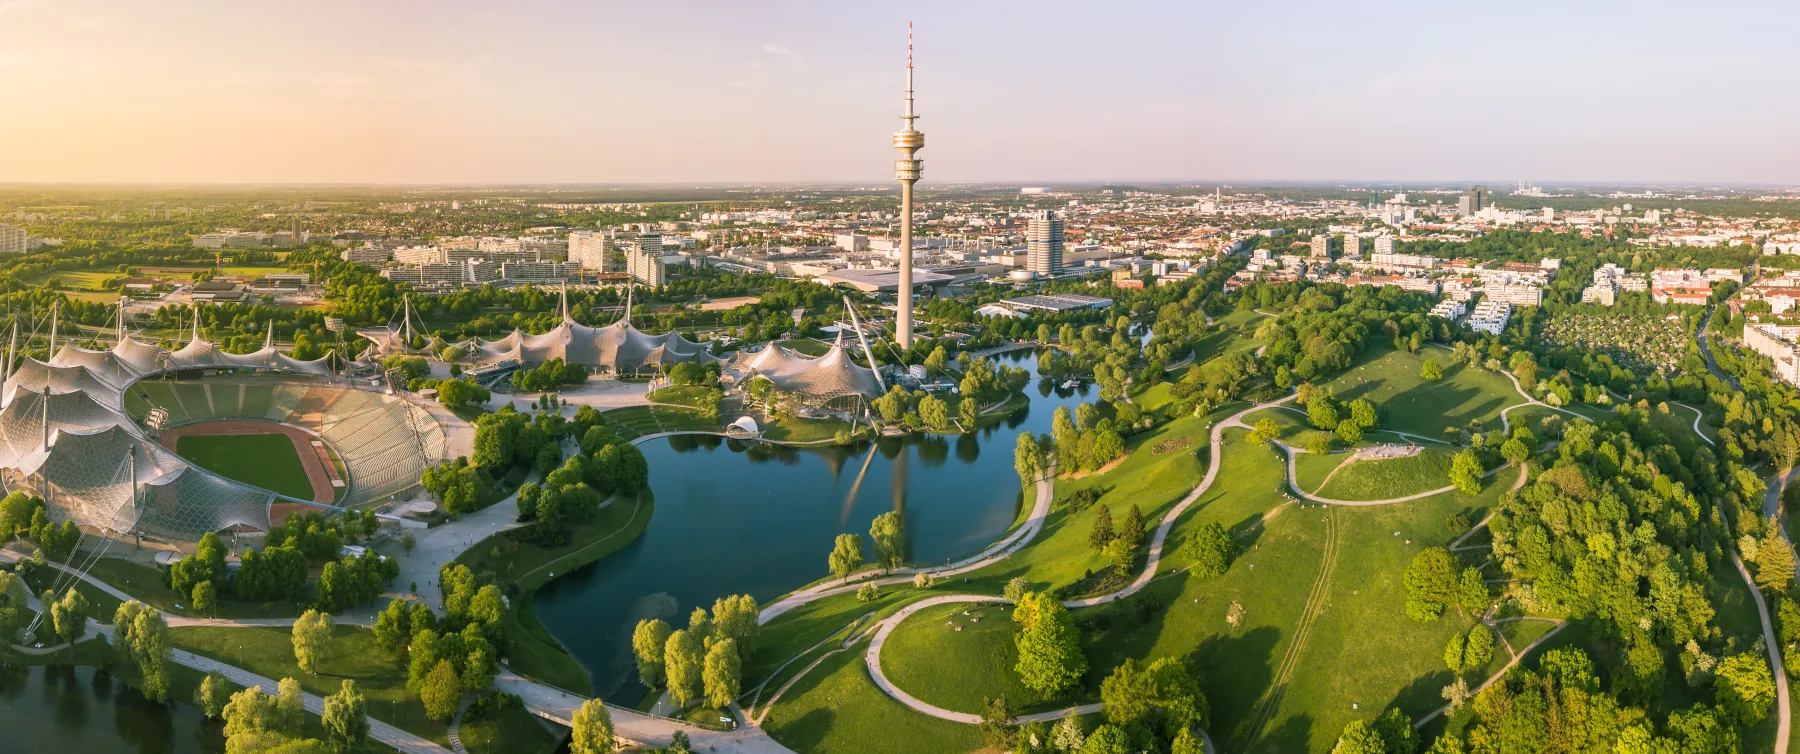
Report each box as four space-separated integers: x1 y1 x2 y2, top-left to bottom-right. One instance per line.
891 21 924 348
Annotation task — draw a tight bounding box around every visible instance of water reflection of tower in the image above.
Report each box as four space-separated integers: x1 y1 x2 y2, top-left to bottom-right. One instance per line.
891 443 908 515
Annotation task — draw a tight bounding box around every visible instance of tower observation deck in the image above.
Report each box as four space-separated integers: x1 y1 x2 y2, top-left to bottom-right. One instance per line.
893 23 924 348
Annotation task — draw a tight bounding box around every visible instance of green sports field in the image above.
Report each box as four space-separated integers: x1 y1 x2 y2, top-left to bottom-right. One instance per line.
176 433 314 500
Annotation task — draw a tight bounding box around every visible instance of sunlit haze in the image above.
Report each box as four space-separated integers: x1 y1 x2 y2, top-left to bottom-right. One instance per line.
3 0 1799 184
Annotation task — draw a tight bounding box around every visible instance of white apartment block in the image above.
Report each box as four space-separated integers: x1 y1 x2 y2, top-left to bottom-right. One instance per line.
1581 283 1617 306
1468 301 1512 335
1746 323 1800 385
1367 252 1436 271
339 246 390 265
1343 234 1362 258
1309 234 1330 258
380 263 467 287
1374 235 1397 255
1480 283 1543 307
626 239 666 287
0 224 26 254
1429 299 1466 319
500 261 573 282
568 230 613 271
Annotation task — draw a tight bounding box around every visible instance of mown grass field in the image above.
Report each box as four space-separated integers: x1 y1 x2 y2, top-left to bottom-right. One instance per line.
1324 348 1525 439
1315 449 1454 501
171 623 450 745
761 643 988 754
177 433 315 500
878 602 1046 714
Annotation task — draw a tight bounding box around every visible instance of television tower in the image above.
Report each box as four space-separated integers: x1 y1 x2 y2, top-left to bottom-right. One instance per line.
892 22 924 348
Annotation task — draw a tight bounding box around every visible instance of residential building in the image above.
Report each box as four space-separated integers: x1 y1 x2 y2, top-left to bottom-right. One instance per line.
1580 283 1617 306
1027 211 1065 276
626 237 666 287
0 224 26 254
1651 286 1711 306
1480 283 1543 307
1309 234 1330 259
1746 323 1800 385
568 230 613 271
501 261 573 282
1343 234 1362 259
339 245 390 265
380 263 467 287
1373 235 1396 255
1468 300 1512 335
1367 252 1436 271
1429 299 1466 319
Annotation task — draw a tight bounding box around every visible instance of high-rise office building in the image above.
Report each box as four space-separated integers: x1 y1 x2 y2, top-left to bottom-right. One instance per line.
1458 185 1490 215
568 230 613 271
0 225 26 254
1026 211 1064 276
1343 234 1362 258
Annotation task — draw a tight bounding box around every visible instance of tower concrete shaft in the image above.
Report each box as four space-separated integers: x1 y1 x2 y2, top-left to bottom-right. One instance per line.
892 24 923 348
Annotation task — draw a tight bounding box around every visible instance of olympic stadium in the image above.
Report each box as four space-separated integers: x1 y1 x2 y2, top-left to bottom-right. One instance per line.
0 316 449 545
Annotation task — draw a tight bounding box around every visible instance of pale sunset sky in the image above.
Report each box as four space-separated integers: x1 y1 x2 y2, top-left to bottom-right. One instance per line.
1 0 1797 184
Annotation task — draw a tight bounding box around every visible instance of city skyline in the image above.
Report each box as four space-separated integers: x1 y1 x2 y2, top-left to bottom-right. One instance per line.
3 0 1800 185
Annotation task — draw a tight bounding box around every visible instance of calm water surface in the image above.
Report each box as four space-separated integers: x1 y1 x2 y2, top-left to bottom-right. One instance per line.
0 663 222 753
533 350 1093 701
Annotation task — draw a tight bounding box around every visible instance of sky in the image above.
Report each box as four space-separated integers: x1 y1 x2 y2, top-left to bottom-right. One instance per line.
1 0 1799 185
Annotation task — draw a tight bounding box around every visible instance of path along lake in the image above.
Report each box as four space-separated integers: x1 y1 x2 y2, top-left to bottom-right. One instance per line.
532 350 1092 701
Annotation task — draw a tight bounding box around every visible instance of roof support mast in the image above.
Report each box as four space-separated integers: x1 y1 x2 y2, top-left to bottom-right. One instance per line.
843 296 886 392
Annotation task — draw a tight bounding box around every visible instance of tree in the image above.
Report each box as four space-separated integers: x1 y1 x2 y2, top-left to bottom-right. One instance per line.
1099 657 1208 740
277 678 306 735
223 687 280 741
1015 432 1044 486
193 581 217 616
1336 421 1363 445
869 511 905 571
664 629 703 708
1457 567 1489 615
1249 417 1280 446
703 638 742 709
631 618 672 688
420 659 461 721
1448 449 1482 495
1716 652 1777 724
1462 627 1494 670
1349 398 1378 429
827 533 864 583
293 609 333 674
1308 396 1341 430
712 594 759 654
1443 633 1466 671
197 672 231 720
1420 358 1443 380
570 698 616 754
1088 504 1115 552
1373 709 1417 754
1052 714 1087 752
1184 522 1234 578
1004 577 1031 603
49 587 87 652
1080 724 1131 754
1014 592 1086 696
919 394 950 430
1756 536 1797 592
1306 433 1333 456
322 680 368 753
1332 720 1387 754
1171 727 1206 754
1402 548 1457 622
857 581 881 602
1103 539 1135 571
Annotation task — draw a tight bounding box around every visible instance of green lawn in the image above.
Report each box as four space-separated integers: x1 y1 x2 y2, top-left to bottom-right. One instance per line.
954 409 1217 596
458 705 564 754
1243 407 1309 440
170 623 450 744
879 601 1056 715
1325 348 1525 439
647 385 717 410
1293 451 1348 493
762 642 987 754
177 433 316 500
1315 449 1455 501
761 416 858 443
